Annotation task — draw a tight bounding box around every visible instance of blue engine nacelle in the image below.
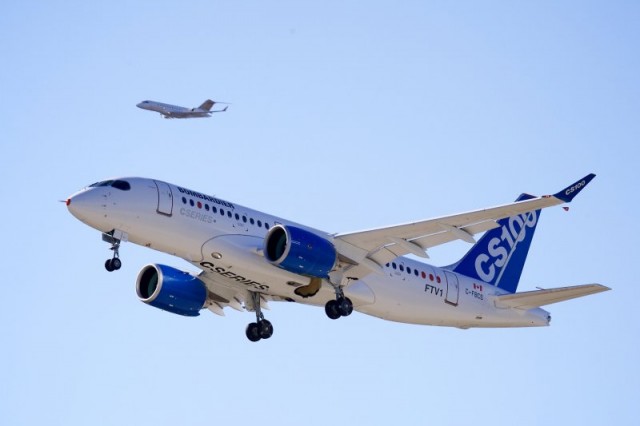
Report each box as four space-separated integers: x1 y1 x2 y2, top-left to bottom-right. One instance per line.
136 264 207 317
264 225 337 278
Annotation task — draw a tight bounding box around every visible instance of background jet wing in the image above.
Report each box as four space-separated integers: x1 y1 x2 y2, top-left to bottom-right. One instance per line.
333 174 595 278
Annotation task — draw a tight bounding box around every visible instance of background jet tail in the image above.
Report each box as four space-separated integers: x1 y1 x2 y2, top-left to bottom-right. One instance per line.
198 99 215 111
449 194 540 293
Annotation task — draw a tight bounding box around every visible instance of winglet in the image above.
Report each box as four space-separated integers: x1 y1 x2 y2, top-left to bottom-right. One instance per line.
553 173 596 203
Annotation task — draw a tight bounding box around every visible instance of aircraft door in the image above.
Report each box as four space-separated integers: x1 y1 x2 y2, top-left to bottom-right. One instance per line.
444 271 459 306
154 180 173 216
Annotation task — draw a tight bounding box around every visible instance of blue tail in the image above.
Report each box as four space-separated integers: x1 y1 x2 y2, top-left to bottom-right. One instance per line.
449 194 540 293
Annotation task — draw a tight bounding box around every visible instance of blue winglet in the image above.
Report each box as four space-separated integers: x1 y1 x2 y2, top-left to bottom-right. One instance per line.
554 173 596 203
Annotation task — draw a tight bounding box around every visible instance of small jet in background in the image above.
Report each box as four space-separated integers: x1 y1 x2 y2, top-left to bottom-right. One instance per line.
136 99 228 119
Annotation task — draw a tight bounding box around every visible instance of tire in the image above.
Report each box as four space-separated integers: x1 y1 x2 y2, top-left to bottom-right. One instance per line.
325 300 341 320
338 297 353 317
111 258 122 270
245 322 261 342
105 259 114 272
259 320 273 339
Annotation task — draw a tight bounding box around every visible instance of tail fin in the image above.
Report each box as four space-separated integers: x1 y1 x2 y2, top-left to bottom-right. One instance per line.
198 99 215 111
449 194 540 293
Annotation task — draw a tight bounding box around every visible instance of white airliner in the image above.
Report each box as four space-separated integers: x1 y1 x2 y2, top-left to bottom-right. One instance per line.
136 99 228 119
66 174 609 341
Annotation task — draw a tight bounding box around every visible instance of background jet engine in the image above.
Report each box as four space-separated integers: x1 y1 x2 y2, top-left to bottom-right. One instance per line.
136 264 206 316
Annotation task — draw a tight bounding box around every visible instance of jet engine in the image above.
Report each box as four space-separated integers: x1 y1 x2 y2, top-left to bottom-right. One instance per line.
264 225 337 278
136 264 206 317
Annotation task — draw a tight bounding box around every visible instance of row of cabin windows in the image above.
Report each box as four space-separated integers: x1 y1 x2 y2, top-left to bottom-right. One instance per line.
386 262 442 283
182 197 270 229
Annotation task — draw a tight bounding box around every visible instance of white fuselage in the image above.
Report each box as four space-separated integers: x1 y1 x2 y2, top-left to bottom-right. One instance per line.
67 178 550 329
136 101 209 118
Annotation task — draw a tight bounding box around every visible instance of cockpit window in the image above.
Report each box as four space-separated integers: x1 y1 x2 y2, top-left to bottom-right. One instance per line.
111 180 131 191
90 180 113 188
89 180 130 191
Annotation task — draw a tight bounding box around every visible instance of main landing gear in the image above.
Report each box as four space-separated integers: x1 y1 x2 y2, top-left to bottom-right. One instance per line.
102 231 122 272
245 292 273 342
324 285 353 320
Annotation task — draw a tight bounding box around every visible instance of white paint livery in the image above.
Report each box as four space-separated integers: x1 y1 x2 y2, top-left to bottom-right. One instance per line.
66 175 609 341
136 99 228 119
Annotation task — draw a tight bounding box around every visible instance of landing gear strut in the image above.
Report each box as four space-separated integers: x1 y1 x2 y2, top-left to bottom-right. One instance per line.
102 231 122 272
325 285 353 320
245 292 273 342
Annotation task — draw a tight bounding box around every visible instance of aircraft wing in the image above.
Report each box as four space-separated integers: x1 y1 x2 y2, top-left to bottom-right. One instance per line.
196 270 282 316
492 284 610 310
333 174 595 278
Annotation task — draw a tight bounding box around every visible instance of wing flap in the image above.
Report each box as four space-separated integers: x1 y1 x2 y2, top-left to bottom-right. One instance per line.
493 284 610 310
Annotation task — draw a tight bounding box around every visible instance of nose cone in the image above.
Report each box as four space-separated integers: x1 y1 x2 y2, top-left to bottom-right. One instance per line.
66 189 105 226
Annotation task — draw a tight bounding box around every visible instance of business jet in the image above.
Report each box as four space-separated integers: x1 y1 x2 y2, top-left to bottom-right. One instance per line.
66 174 609 341
136 99 228 119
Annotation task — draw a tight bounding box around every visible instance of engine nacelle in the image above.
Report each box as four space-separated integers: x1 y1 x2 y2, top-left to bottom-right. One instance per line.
264 225 337 278
136 264 207 317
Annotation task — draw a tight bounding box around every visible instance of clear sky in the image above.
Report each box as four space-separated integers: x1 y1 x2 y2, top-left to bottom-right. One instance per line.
1 1 638 425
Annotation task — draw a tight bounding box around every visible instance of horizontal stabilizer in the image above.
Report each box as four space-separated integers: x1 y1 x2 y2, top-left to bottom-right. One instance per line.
494 284 610 310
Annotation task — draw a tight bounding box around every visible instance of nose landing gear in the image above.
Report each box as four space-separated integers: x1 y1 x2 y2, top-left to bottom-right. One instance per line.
102 231 123 272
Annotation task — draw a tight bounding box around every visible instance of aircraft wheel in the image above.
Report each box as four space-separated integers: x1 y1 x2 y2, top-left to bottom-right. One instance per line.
325 300 341 320
245 322 261 342
105 259 115 272
338 297 353 317
111 258 122 270
259 320 273 339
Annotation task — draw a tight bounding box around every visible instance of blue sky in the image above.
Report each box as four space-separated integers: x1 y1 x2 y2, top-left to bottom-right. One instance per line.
2 2 638 425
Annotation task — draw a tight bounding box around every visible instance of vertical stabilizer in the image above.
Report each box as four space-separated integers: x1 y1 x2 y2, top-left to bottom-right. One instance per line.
198 99 215 111
449 194 540 293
